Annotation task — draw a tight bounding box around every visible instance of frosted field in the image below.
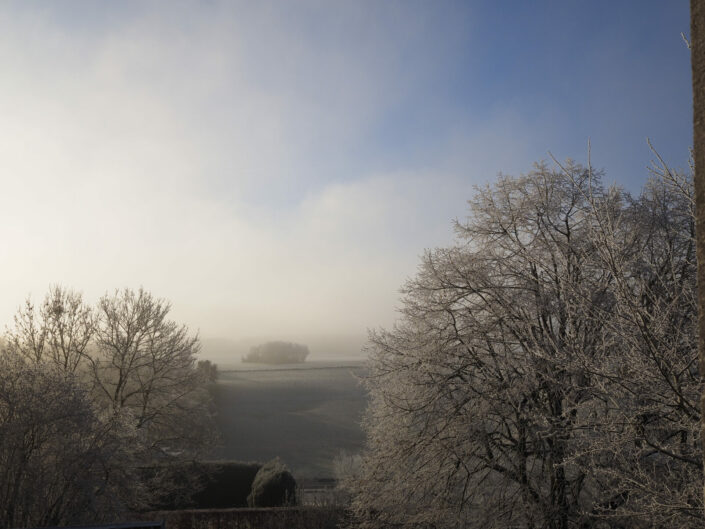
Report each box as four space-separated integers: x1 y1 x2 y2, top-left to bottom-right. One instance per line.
212 361 368 479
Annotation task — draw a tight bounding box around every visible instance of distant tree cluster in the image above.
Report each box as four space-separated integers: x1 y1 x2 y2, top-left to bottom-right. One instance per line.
351 160 701 528
243 341 309 364
0 287 217 528
198 359 219 382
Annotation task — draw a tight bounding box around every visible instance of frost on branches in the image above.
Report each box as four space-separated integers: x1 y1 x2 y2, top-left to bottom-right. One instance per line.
350 161 700 529
0 287 217 526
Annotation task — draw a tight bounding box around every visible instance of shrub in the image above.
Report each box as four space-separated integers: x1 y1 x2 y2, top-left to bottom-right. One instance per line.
194 461 263 508
143 460 262 510
247 458 297 507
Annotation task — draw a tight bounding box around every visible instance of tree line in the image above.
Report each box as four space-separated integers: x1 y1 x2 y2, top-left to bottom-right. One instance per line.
243 341 310 364
349 159 701 528
0 287 216 528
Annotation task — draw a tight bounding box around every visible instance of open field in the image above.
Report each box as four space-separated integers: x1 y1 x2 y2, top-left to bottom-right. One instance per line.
211 361 368 480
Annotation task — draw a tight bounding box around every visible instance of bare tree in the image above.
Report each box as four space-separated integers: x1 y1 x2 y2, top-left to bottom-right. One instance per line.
2 286 217 518
5 287 214 458
571 158 701 527
688 0 705 512
89 288 215 458
0 352 138 528
350 161 702 529
5 286 94 373
197 359 219 382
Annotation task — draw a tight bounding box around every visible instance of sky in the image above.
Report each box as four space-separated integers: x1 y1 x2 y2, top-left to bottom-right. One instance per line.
0 1 692 350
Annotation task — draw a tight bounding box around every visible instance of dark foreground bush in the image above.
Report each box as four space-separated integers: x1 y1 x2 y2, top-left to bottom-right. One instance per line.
194 461 263 508
138 462 208 511
142 460 262 510
247 458 297 507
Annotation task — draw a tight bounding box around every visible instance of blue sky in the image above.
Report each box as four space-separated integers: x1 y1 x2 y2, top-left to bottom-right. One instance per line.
0 1 692 346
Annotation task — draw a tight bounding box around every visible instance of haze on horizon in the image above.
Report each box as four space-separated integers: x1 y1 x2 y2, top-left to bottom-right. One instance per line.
0 1 691 350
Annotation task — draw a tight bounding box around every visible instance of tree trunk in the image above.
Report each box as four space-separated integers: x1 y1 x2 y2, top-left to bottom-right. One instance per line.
691 0 705 512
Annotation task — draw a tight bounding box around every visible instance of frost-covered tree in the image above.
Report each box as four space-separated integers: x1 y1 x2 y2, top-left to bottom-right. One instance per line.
350 160 701 529
0 352 138 528
88 288 215 458
6 286 94 374
574 158 700 527
2 286 217 520
6 287 215 459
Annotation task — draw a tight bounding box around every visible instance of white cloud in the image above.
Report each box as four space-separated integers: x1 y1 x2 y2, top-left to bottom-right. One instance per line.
0 2 535 342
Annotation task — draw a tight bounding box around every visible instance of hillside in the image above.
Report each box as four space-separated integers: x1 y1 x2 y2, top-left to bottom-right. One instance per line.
211 361 368 479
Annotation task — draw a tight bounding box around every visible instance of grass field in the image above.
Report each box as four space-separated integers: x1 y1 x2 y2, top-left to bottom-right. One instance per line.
211 360 368 480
